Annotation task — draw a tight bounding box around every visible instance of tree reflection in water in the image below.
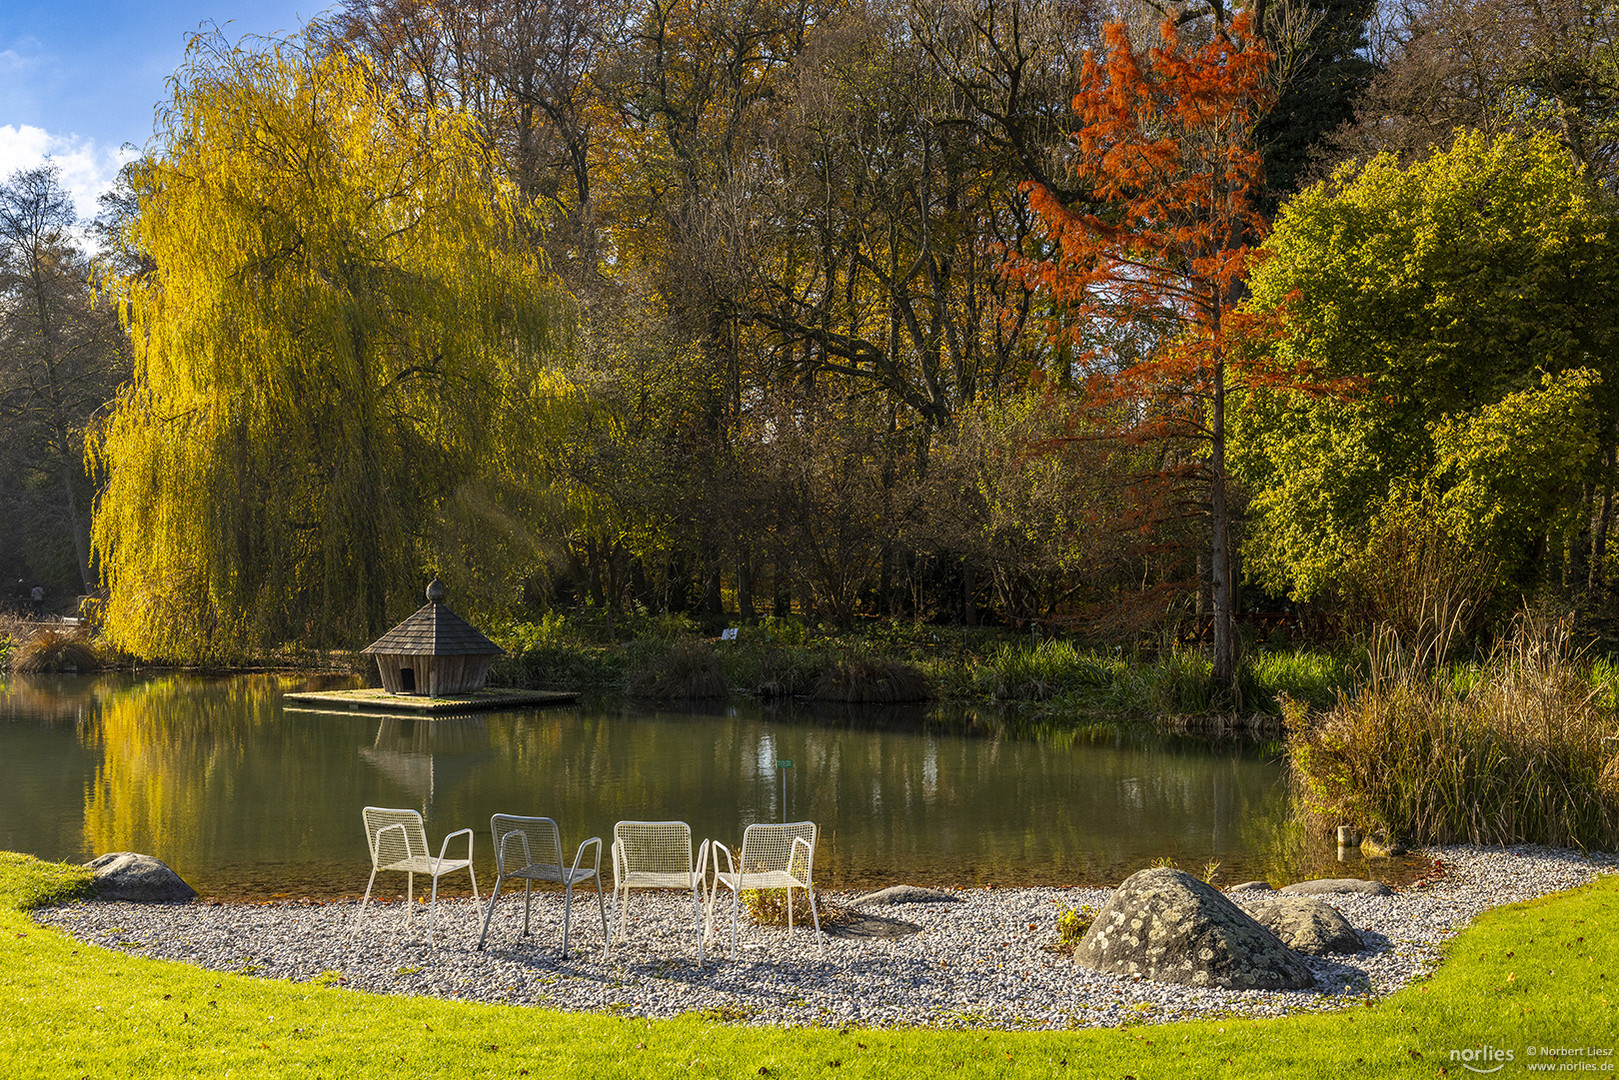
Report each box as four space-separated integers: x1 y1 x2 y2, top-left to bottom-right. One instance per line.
0 674 1422 898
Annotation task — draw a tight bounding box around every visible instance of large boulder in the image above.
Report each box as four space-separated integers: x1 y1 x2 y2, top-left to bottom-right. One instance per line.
1279 878 1393 897
1234 895 1363 955
1075 867 1314 990
85 853 197 902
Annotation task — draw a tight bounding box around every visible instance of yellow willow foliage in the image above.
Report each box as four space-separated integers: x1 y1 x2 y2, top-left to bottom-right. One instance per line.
91 35 565 660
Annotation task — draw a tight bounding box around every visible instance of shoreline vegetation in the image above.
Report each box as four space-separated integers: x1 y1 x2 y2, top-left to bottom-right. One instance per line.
4 849 1617 1078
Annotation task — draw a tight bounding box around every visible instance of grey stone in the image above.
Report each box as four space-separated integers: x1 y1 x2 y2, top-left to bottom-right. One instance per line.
1227 880 1273 894
85 852 197 902
852 885 959 907
1234 895 1362 955
1280 878 1394 897
1074 867 1314 990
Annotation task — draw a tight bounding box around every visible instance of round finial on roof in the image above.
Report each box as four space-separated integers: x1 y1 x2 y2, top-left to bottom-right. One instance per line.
426 578 446 603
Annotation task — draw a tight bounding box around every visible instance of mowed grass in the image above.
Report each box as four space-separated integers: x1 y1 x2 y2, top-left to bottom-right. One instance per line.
1 852 1614 1078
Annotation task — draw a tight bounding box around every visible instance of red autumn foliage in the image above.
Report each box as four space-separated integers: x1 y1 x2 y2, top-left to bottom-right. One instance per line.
1005 12 1306 689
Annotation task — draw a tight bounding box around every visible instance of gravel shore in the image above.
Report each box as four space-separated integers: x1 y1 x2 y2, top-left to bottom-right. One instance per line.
31 844 1615 1030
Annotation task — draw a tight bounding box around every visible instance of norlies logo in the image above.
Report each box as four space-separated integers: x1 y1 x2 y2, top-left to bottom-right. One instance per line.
1451 1045 1516 1073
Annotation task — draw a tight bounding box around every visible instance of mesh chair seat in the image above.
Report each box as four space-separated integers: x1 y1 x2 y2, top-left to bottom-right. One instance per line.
621 869 701 889
712 868 803 892
380 855 471 876
507 862 598 886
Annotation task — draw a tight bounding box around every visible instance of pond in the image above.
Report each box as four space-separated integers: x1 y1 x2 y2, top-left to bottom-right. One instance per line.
0 673 1413 898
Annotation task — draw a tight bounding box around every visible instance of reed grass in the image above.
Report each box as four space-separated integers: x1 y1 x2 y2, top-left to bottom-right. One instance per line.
1287 617 1619 849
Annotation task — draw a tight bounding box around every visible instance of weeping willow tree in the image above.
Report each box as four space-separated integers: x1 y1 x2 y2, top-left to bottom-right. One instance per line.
91 33 563 660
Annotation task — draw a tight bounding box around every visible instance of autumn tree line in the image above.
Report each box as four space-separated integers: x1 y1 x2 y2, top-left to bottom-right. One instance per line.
4 0 1619 681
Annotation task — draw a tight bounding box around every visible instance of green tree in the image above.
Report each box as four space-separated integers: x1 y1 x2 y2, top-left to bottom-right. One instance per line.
1236 130 1619 603
0 165 129 598
91 33 561 660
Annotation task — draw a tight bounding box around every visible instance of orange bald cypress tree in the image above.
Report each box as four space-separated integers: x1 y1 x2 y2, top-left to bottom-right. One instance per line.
1009 13 1308 695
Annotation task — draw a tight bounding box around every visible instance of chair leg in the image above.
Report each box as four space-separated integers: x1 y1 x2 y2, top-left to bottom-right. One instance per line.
561 883 574 958
522 879 533 937
352 868 378 933
788 887 795 933
405 873 415 927
730 888 740 956
428 873 440 943
468 862 479 901
593 875 608 954
807 886 824 956
693 886 704 968
477 874 505 950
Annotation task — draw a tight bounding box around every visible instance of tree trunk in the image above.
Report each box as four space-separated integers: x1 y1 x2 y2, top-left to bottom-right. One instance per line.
737 549 756 619
1209 357 1239 699
1592 441 1614 593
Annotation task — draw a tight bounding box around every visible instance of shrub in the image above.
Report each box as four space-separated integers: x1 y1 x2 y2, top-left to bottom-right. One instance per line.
1055 904 1095 950
741 887 846 928
1287 617 1619 849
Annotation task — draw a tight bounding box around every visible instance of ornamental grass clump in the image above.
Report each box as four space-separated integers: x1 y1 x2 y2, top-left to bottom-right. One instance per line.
810 654 930 702
11 628 105 674
1286 617 1619 849
624 637 728 699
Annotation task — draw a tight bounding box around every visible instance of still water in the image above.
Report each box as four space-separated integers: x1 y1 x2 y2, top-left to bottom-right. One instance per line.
0 673 1407 898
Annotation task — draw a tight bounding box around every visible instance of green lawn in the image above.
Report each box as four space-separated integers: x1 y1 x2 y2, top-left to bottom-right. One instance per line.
1 851 1614 1078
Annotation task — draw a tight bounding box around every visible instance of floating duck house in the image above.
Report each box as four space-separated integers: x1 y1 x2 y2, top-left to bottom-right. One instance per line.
362 579 503 697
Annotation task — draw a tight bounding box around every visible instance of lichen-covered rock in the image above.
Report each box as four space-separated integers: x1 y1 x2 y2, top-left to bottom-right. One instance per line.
852 885 958 907
1234 895 1362 955
1075 867 1314 990
85 852 197 902
1280 878 1393 897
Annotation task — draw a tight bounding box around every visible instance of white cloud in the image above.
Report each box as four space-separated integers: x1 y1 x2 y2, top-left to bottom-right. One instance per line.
0 124 139 223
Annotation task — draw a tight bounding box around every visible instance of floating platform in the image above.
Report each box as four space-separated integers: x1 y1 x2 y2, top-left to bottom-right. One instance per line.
282 687 578 715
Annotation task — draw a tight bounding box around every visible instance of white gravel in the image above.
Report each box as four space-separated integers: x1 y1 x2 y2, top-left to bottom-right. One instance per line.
31 844 1616 1030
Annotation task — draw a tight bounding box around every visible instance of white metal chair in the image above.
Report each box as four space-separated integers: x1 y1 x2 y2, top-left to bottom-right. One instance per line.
705 821 824 957
477 814 606 957
354 806 477 940
608 820 709 966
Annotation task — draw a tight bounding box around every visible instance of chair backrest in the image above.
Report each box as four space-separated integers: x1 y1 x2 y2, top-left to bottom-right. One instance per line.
738 821 817 880
363 806 427 867
491 814 563 873
613 820 693 874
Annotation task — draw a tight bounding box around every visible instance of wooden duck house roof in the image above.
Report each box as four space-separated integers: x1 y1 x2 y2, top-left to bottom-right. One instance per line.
362 579 503 657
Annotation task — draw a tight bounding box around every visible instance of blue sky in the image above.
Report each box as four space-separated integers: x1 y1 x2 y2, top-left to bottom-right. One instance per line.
0 1 326 219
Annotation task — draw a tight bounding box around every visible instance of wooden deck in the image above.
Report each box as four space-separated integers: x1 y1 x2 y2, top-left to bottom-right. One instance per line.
282 687 578 715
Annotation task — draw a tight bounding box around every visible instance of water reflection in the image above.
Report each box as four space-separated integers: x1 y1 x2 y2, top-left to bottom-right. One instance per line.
0 674 1418 898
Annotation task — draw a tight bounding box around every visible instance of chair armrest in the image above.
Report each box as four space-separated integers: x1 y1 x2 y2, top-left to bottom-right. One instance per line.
790 835 815 885
695 838 712 898
571 836 603 879
439 827 475 866
708 840 736 888
497 829 533 875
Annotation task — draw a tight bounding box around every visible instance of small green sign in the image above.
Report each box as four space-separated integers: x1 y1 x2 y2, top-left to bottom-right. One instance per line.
776 759 793 768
